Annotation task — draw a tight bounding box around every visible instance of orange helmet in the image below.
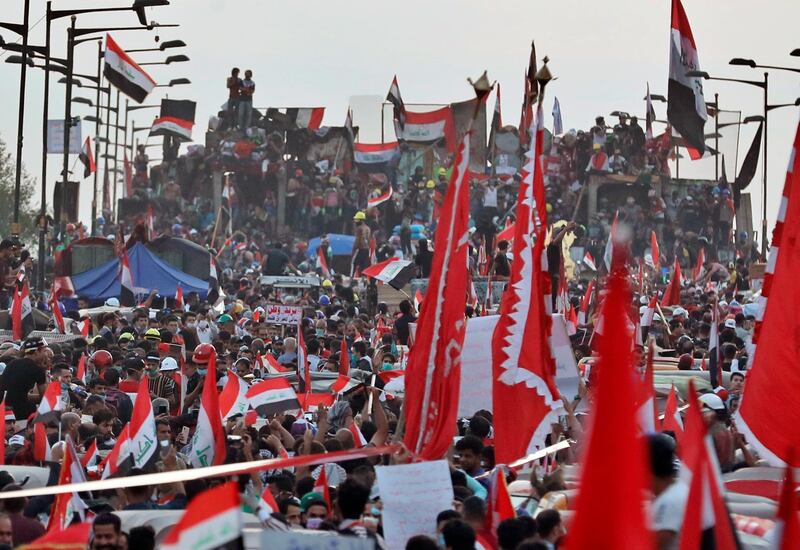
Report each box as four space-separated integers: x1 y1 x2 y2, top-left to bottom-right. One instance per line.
90 350 113 369
192 343 215 364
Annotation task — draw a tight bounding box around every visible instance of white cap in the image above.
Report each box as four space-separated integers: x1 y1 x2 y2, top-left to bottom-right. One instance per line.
159 357 179 371
104 297 120 308
724 319 736 329
698 392 726 411
672 307 688 318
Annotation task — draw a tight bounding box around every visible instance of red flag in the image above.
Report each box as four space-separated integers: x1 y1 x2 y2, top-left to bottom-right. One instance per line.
81 439 99 471
662 385 684 443
119 248 136 307
650 230 660 268
33 422 52 462
313 464 332 510
563 266 653 549
679 381 738 550
75 355 87 385
79 136 96 178
660 259 682 306
636 344 658 433
258 351 287 374
486 468 515 536
403 130 472 460
737 121 800 467
256 485 280 522
339 338 350 375
175 285 183 309
774 455 800 549
24 522 92 549
491 98 560 464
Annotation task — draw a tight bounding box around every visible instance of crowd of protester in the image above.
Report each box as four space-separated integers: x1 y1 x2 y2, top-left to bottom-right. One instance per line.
0 77 774 549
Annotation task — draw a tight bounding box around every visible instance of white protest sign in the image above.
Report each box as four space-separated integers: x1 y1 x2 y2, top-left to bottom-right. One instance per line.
376 460 454 550
263 304 303 325
458 315 499 417
456 314 579 417
47 119 82 154
259 530 374 550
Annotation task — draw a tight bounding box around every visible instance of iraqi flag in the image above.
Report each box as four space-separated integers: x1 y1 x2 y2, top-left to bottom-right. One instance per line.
286 107 325 130
582 251 597 272
258 352 288 374
603 211 620 272
79 137 96 179
81 438 99 470
50 291 66 334
11 270 32 341
47 438 88 532
692 247 706 282
100 424 131 479
316 246 331 278
367 186 394 209
386 75 406 129
219 370 249 421
247 378 300 416
650 230 660 269
772 460 800 548
119 249 136 307
354 142 398 172
36 381 64 420
395 107 457 153
361 257 416 290
103 34 156 104
129 377 157 469
329 374 360 395
150 99 197 142
348 423 368 448
312 464 332 509
667 0 707 152
189 357 227 468
256 486 281 524
161 482 243 550
577 279 594 326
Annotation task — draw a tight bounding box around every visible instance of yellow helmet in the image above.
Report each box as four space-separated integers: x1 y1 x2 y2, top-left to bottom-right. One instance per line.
426 180 435 189
438 167 447 176
322 279 333 288
353 211 366 221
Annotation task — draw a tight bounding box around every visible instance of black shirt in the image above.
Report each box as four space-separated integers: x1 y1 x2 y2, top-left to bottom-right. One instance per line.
262 249 290 276
493 252 511 277
394 313 417 346
415 249 433 278
0 358 46 419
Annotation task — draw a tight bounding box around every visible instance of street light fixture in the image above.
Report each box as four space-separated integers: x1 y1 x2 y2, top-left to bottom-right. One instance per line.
72 97 93 107
127 39 186 53
766 98 800 112
154 77 190 88
686 68 769 257
729 57 800 75
138 53 189 65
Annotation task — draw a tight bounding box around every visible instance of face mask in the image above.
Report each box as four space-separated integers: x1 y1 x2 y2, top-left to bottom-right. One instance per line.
315 329 325 337
305 517 323 530
382 362 393 371
186 322 196 330
61 382 70 391
197 368 207 376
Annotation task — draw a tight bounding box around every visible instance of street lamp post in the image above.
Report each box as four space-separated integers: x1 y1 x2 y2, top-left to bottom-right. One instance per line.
686 69 769 256
0 0 32 238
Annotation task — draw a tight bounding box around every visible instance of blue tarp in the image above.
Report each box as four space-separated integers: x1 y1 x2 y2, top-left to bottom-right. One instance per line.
70 242 209 301
306 234 355 259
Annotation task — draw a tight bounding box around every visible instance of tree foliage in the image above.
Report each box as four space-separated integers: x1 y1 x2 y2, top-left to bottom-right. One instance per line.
0 135 39 244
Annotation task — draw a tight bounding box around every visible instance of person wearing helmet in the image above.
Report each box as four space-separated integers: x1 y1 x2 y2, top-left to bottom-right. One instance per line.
183 342 216 411
217 313 235 334
90 350 114 377
144 328 162 343
158 357 181 414
352 211 371 275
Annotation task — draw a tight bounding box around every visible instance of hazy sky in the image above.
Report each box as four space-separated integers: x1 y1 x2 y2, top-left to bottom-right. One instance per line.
1 0 798 235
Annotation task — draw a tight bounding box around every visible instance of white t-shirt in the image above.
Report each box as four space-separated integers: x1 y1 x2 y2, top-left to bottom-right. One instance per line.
483 186 498 207
652 480 689 546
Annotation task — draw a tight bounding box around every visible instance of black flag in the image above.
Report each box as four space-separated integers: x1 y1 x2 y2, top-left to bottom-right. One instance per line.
733 122 763 208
